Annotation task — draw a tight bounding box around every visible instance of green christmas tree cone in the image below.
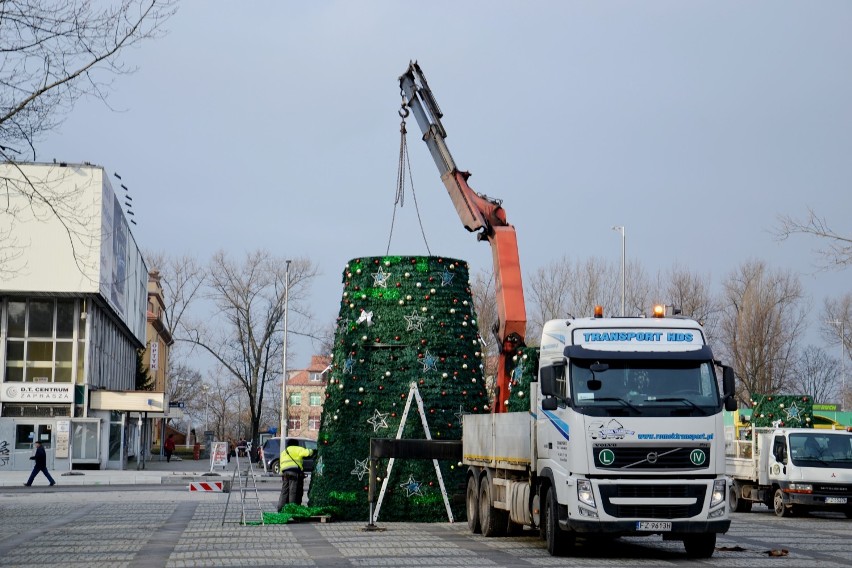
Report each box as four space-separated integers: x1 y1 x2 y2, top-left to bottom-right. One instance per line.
308 256 490 522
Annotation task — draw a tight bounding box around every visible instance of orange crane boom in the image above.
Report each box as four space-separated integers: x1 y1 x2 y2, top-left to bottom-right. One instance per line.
399 61 526 412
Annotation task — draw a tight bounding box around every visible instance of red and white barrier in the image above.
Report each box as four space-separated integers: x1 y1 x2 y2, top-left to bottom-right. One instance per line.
189 481 224 492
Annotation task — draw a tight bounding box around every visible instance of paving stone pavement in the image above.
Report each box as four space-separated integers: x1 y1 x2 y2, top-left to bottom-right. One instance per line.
0 487 850 567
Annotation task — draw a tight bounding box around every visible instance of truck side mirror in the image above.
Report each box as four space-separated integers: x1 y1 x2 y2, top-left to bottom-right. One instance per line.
722 366 737 411
539 363 564 397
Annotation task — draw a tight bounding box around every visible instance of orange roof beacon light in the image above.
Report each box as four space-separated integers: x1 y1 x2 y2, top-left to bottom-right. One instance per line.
594 305 604 318
652 305 665 318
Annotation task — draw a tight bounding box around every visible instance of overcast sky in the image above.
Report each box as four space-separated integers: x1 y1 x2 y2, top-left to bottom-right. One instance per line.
37 1 851 370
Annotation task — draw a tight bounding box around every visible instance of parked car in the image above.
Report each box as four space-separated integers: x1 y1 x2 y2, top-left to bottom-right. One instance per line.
259 437 317 474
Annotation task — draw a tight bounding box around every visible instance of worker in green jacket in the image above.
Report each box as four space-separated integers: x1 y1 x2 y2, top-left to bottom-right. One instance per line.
277 439 315 511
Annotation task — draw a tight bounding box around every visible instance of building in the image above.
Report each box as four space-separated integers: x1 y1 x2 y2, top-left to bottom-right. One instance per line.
145 271 174 450
0 162 161 471
285 355 330 440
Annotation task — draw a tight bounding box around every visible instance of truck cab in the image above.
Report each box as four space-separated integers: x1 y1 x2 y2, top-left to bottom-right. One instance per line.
536 311 736 556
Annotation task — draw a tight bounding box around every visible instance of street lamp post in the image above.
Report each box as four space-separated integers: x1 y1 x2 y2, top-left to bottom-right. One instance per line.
827 319 846 410
280 260 292 440
612 226 625 316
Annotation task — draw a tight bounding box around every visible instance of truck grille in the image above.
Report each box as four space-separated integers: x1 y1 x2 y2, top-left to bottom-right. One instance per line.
812 483 852 495
593 445 710 470
598 484 706 519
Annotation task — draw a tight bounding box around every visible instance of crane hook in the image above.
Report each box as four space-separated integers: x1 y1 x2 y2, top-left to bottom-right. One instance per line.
398 91 410 119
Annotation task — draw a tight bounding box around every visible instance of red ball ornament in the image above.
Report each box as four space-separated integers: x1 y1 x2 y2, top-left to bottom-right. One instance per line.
391 412 397 417
425 295 430 300
440 357 446 362
441 391 447 396
429 408 435 414
379 385 384 390
462 390 468 396
400 394 406 399
421 339 427 345
396 282 401 287
419 379 425 385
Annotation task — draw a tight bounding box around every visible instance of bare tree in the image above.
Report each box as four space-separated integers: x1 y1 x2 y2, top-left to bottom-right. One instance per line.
0 0 177 159
790 345 842 405
184 250 319 447
776 207 852 269
525 255 623 341
0 1 177 271
658 263 723 342
718 260 807 404
823 294 852 408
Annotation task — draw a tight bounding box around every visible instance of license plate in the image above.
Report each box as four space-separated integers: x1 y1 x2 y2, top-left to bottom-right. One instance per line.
825 497 847 504
636 521 672 531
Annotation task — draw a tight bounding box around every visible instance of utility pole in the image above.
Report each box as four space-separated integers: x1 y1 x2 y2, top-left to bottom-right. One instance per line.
280 260 291 439
827 319 846 410
612 226 625 316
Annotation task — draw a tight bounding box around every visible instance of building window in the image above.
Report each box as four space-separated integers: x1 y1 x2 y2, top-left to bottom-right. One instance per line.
4 299 78 383
309 392 321 406
288 417 301 431
289 392 301 406
309 416 321 430
309 372 322 382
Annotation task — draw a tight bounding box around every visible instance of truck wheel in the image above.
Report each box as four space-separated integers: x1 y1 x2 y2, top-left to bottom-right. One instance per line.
479 479 507 537
773 488 793 517
683 533 716 558
466 476 480 534
271 460 280 475
544 486 572 556
728 485 752 513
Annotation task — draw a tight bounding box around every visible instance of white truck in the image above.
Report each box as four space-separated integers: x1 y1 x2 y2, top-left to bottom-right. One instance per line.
463 309 737 558
727 426 852 517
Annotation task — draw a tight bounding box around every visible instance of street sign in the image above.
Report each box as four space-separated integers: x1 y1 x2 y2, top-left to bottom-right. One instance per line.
169 401 185 408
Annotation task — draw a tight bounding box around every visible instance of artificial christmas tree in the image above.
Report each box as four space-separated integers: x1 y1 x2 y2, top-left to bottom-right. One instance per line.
308 255 490 521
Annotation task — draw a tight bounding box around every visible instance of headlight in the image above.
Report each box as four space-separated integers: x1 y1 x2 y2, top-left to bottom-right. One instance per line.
577 479 596 508
786 483 813 494
710 479 726 507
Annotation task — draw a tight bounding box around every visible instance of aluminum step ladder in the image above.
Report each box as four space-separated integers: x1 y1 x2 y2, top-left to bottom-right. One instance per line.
222 442 264 525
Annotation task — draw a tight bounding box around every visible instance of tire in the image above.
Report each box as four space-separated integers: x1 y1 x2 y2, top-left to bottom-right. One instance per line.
479 479 507 537
544 486 572 556
728 484 752 513
466 475 480 534
683 533 716 559
271 460 280 475
773 488 793 517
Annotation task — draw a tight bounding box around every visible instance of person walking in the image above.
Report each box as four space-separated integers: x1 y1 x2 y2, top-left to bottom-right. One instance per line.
277 439 314 511
24 440 55 487
164 434 176 463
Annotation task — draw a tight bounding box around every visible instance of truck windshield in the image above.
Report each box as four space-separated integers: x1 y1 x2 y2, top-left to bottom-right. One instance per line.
569 358 720 417
789 432 852 469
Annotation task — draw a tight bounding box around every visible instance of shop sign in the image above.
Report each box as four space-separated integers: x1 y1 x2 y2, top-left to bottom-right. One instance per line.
1 384 73 403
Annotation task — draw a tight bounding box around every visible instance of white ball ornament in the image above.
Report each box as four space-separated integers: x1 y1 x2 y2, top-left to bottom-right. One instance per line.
518 391 525 398
442 372 448 379
384 261 391 266
362 335 368 341
385 371 391 377
421 306 427 312
345 399 350 404
358 387 364 393
463 364 468 369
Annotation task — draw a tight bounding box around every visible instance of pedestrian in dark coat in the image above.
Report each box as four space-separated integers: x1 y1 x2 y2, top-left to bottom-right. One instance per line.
24 441 55 487
164 434 176 463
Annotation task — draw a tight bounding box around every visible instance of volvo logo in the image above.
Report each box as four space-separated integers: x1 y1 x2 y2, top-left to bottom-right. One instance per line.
646 452 658 464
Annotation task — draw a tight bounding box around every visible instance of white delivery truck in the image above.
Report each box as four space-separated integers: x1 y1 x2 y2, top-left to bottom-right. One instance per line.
727 426 852 517
463 307 737 558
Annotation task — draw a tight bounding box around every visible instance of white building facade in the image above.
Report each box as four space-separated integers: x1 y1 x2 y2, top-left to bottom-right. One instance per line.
0 162 157 471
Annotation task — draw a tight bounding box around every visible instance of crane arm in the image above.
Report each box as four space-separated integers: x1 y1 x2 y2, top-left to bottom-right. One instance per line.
399 61 526 412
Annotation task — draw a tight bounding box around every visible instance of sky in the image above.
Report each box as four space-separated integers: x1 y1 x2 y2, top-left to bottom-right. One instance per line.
36 1 852 371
